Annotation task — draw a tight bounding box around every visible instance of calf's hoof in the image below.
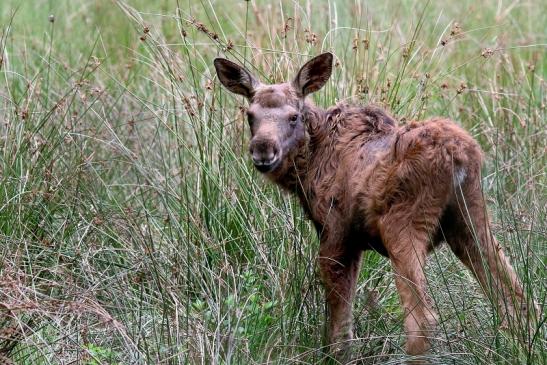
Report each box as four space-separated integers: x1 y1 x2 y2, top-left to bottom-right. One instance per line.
327 330 354 363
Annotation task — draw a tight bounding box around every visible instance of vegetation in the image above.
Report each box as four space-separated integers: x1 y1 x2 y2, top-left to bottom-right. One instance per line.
0 0 545 363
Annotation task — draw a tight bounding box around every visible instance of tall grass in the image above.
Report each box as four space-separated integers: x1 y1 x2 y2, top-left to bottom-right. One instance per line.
0 0 545 364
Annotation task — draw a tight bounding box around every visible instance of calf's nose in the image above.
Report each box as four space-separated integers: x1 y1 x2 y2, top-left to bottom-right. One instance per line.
249 141 280 172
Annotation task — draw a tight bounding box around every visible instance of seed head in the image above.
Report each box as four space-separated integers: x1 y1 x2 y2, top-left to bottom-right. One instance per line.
450 22 462 36
305 29 318 46
456 82 467 95
481 48 494 58
281 17 293 38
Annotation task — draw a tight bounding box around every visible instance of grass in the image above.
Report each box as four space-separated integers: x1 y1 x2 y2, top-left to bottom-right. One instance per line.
0 0 545 364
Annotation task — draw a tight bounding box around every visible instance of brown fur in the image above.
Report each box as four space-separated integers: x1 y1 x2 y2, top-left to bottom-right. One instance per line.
214 53 536 360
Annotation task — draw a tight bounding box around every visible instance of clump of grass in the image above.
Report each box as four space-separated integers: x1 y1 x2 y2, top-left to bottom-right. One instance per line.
0 0 545 364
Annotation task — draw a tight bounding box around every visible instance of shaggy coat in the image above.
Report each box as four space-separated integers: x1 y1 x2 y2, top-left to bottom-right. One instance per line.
214 53 534 360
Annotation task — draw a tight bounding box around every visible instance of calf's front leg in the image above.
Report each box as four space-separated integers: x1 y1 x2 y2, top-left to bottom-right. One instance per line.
318 237 362 356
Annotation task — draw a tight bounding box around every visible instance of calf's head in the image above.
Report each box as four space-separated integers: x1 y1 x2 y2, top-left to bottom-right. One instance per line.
214 53 333 173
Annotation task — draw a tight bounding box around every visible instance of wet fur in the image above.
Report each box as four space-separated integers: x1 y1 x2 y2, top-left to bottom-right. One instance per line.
214 55 536 360
264 97 531 357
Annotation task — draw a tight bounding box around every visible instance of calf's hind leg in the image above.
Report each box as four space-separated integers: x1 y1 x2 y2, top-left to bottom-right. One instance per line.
445 186 537 335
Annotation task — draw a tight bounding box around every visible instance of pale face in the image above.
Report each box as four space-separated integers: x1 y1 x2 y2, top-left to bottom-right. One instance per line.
245 84 305 173
214 53 333 173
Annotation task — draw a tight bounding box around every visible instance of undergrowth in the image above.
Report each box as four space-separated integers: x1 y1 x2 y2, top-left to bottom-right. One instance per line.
0 0 545 364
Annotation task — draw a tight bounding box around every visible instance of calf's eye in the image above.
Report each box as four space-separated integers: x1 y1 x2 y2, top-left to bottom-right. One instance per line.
289 114 299 124
247 112 255 125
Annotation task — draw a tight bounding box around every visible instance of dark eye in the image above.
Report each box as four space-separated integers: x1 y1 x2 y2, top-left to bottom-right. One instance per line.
289 114 299 124
247 111 255 125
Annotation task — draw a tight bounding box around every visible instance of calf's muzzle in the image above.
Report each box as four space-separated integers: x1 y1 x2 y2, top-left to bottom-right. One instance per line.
249 138 280 173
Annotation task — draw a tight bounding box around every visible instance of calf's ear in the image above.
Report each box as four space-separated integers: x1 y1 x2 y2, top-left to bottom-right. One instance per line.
214 58 259 99
292 52 333 98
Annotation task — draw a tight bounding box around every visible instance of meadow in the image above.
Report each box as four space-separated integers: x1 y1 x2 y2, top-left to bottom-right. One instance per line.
0 0 545 364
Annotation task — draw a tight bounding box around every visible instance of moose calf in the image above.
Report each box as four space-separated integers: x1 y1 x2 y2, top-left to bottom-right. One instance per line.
214 53 534 359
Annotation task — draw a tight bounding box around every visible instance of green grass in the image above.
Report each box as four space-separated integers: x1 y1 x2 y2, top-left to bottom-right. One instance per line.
0 0 545 364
